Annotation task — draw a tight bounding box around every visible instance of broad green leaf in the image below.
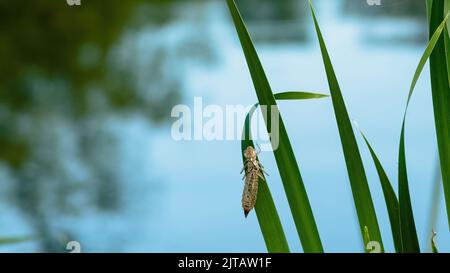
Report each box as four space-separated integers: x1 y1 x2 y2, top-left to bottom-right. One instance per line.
308 0 383 252
429 0 450 229
359 130 402 253
241 92 328 253
228 0 323 252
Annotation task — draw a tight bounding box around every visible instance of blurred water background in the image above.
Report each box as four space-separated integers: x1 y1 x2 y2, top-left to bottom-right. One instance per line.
1 0 448 252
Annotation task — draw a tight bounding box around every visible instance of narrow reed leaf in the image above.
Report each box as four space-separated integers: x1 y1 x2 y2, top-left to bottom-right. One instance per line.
428 0 450 229
358 130 402 253
241 92 327 253
445 1 450 86
398 123 420 252
228 0 323 252
446 35 450 86
308 0 383 252
242 105 290 253
397 7 449 252
408 10 449 105
446 0 450 33
427 0 434 22
274 92 329 100
0 236 33 246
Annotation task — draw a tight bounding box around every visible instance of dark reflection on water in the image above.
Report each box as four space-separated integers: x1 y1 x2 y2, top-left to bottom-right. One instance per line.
236 0 308 43
235 0 428 45
343 0 426 18
0 0 215 252
342 0 428 45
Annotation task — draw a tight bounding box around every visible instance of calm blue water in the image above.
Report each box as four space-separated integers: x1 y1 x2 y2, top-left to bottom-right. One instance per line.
1 0 448 253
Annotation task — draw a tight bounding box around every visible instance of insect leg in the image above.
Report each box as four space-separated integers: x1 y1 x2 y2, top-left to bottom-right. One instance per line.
257 172 266 181
258 162 269 176
255 144 261 154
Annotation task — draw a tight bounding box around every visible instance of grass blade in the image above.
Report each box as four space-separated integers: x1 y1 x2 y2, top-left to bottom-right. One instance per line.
242 106 290 253
252 179 290 253
445 1 450 87
242 92 328 253
428 0 434 22
398 123 420 252
0 236 33 246
273 92 329 100
228 0 323 252
308 1 383 252
445 32 450 87
358 130 402 253
397 7 449 252
428 0 450 229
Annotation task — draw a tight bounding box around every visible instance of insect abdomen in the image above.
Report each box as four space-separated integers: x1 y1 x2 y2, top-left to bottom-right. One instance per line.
242 162 261 217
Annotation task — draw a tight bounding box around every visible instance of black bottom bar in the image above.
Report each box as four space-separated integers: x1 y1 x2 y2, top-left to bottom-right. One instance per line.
0 253 446 272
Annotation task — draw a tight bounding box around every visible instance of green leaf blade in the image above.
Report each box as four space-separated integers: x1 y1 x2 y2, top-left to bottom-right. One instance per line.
396 4 449 253
308 1 383 252
429 0 450 229
228 0 323 252
359 131 403 253
398 123 420 252
0 236 33 246
242 108 290 253
241 92 327 253
274 92 329 100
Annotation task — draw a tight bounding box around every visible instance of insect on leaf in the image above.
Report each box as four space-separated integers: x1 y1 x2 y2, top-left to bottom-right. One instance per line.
229 0 324 252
